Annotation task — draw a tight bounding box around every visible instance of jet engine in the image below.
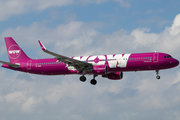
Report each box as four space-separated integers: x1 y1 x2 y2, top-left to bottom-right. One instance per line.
102 72 123 80
92 65 109 74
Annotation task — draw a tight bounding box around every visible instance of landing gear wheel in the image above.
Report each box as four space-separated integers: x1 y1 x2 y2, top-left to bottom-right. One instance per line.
90 79 97 85
80 76 86 82
155 70 160 80
156 75 160 79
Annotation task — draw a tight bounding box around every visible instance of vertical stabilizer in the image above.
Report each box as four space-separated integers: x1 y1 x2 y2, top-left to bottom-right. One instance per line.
4 37 31 63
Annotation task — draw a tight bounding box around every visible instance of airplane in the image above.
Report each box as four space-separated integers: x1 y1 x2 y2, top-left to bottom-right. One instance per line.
0 37 179 85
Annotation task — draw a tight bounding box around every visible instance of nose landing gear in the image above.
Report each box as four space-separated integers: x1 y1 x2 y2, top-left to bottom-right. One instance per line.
156 75 160 79
156 70 160 79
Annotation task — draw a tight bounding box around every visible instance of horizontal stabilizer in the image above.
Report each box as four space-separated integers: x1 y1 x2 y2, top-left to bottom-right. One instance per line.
0 60 20 68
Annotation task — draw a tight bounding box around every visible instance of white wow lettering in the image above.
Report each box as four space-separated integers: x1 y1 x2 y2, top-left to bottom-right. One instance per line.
9 50 20 54
73 54 131 68
8 44 22 59
107 54 131 68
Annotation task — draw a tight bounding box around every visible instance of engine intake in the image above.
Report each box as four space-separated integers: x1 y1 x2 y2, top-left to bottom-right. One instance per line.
92 65 109 74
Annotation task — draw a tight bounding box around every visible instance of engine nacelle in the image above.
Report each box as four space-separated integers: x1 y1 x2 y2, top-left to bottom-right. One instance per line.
92 65 108 74
102 72 123 80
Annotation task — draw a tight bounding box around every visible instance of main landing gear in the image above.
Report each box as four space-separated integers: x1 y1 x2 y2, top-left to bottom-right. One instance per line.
156 70 160 80
80 70 87 82
90 75 98 85
79 74 98 85
80 76 86 82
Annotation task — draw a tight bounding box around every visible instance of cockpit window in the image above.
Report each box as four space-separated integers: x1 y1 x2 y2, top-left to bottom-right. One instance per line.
165 55 173 58
168 55 172 58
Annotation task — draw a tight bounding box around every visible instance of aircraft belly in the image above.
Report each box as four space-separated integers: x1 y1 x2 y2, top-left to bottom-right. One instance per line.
122 61 153 71
23 63 71 75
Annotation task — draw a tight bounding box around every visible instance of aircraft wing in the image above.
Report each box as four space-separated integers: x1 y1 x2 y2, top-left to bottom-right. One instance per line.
0 60 20 68
38 40 92 72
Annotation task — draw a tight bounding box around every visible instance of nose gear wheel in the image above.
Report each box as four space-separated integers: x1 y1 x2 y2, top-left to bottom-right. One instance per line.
156 70 160 80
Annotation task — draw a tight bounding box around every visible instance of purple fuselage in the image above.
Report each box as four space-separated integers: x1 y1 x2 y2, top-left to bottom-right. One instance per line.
2 52 179 76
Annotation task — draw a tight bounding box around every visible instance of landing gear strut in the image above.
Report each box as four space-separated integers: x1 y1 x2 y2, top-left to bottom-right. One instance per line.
79 70 98 85
80 70 86 82
90 75 98 85
156 70 160 79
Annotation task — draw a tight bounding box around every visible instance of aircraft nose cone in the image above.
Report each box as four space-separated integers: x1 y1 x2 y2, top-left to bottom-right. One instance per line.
176 59 179 66
173 59 179 67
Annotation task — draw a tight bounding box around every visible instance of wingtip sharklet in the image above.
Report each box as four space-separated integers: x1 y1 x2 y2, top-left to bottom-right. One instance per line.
38 40 46 51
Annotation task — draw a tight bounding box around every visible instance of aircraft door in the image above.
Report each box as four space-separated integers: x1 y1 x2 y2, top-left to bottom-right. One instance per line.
27 60 32 70
153 53 159 62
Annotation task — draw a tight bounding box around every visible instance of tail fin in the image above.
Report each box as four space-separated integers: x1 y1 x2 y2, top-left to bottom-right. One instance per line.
4 37 31 63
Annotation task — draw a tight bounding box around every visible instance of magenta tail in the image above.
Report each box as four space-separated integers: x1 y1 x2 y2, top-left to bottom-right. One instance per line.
4 37 31 63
